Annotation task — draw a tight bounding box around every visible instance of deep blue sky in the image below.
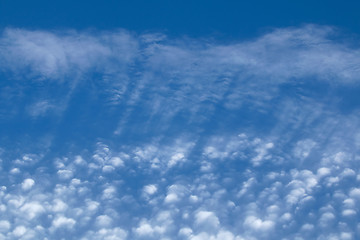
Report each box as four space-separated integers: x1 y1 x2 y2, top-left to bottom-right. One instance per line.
1 0 360 39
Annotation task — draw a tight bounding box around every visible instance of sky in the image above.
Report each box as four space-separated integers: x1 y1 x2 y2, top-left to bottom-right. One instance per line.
1 1 360 240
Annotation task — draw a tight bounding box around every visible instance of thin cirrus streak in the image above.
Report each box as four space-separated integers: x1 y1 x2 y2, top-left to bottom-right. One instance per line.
0 25 360 239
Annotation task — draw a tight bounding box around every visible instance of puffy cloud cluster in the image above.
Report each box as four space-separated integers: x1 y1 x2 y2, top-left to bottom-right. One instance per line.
0 129 359 239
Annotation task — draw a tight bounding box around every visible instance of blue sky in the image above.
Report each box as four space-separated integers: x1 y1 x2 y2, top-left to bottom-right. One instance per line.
1 1 360 240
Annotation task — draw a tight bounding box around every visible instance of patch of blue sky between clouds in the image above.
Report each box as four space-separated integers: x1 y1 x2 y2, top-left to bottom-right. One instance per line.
0 25 360 239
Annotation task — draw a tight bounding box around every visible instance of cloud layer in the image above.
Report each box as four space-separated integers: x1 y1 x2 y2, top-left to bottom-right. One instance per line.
0 25 360 239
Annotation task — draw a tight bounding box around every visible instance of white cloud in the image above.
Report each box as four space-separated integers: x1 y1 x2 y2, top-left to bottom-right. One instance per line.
143 184 158 195
109 157 124 167
102 165 115 173
27 100 54 117
10 168 20 174
21 178 35 191
317 167 331 178
164 184 188 204
215 230 237 240
349 188 360 199
178 227 193 237
0 221 10 233
343 198 355 208
102 186 117 200
319 212 335 227
131 138 194 172
342 209 356 217
168 152 185 168
51 215 76 230
57 169 74 180
95 215 113 228
20 202 45 220
0 28 137 79
12 226 27 237
82 227 128 240
340 232 353 240
195 211 220 230
301 223 314 231
251 142 274 166
15 154 41 166
243 216 275 232
293 139 316 160
164 193 179 204
86 200 99 212
52 199 68 212
134 220 154 236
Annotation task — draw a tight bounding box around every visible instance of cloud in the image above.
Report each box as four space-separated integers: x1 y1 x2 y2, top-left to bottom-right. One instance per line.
0 28 137 80
1 25 359 128
95 215 113 228
81 227 128 240
143 184 158 195
51 215 76 230
134 220 155 236
12 226 27 238
194 211 220 230
57 169 74 180
0 25 360 240
102 186 117 200
19 202 45 220
21 178 35 191
51 199 68 212
243 216 275 232
27 100 55 118
0 221 10 233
